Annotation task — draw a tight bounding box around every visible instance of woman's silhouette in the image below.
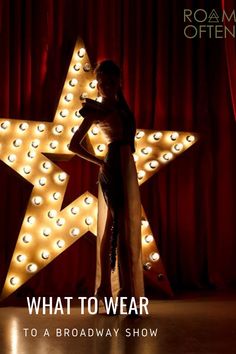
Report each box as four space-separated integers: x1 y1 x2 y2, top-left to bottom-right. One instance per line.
69 60 144 309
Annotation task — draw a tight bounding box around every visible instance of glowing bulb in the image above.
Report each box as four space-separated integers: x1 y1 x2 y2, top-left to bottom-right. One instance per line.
56 218 65 227
141 147 152 155
37 124 45 132
91 126 99 135
69 78 78 87
170 132 179 141
96 96 103 103
27 216 35 224
84 196 93 205
39 177 47 186
71 126 79 134
53 125 64 134
27 263 38 273
32 196 43 206
10 277 19 286
19 122 29 131
83 63 91 72
8 154 16 163
41 251 50 260
149 252 160 262
149 160 159 169
141 219 149 227
42 228 51 237
31 139 40 148
153 132 163 140
42 161 52 170
49 140 58 149
186 135 195 142
57 240 65 248
1 121 10 129
60 109 69 118
53 192 61 200
23 166 31 174
80 92 88 100
48 210 57 218
143 262 152 271
75 110 81 118
173 143 183 152
133 154 139 162
16 254 26 262
138 170 145 179
85 217 93 225
163 152 173 161
22 234 32 243
64 93 73 102
145 234 154 243
136 131 145 139
73 63 81 71
57 172 67 182
71 206 79 215
27 151 36 159
70 228 80 237
78 47 86 57
97 144 105 152
13 139 22 147
89 80 98 89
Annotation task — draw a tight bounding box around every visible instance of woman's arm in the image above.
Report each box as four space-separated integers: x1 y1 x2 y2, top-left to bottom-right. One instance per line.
69 117 103 167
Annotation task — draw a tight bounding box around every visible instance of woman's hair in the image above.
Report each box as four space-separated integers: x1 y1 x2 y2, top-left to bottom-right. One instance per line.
95 60 120 78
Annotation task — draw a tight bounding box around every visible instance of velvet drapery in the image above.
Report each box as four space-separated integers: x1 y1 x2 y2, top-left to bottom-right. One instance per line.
0 0 235 298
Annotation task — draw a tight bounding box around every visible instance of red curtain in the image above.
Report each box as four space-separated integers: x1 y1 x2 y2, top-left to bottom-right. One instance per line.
0 0 235 298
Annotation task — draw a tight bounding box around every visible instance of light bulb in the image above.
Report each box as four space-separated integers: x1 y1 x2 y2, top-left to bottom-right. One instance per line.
1 121 10 130
141 147 152 155
27 216 35 224
149 252 160 262
42 161 52 170
80 92 88 100
173 143 183 152
145 234 154 243
143 262 152 271
83 63 91 72
57 172 67 182
70 228 80 237
78 47 86 57
60 109 69 118
136 131 145 139
84 196 93 205
64 93 73 102
85 217 93 225
8 154 16 163
71 126 79 134
48 210 57 218
149 160 159 169
16 254 26 262
96 96 103 103
73 63 81 71
10 277 19 286
56 218 65 227
163 152 173 161
141 219 149 227
23 166 31 174
41 251 50 260
186 135 195 142
133 154 139 162
31 139 40 148
91 126 99 135
32 196 43 206
97 144 105 152
53 125 64 135
153 132 162 140
170 132 179 141
53 192 61 200
49 140 58 149
138 170 145 179
69 78 78 87
89 80 98 89
37 124 45 132
19 122 29 131
22 234 32 243
75 110 81 118
71 206 79 215
27 263 38 273
39 177 47 186
56 240 65 248
42 228 51 237
13 139 22 147
27 151 36 159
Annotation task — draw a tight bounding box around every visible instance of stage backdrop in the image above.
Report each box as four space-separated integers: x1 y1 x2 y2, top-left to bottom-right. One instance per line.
0 0 235 297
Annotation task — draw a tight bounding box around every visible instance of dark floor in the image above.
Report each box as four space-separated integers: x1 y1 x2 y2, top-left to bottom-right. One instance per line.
0 292 236 354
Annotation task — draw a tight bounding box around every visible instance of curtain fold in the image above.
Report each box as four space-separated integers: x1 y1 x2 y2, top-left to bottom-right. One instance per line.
0 0 235 296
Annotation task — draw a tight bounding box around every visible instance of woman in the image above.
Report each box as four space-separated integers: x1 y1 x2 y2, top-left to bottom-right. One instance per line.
69 60 144 309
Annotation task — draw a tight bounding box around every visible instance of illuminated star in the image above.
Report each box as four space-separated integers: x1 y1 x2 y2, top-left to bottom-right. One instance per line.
0 39 197 300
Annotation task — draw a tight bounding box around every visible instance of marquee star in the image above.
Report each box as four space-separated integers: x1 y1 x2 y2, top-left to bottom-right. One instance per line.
0 39 197 300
